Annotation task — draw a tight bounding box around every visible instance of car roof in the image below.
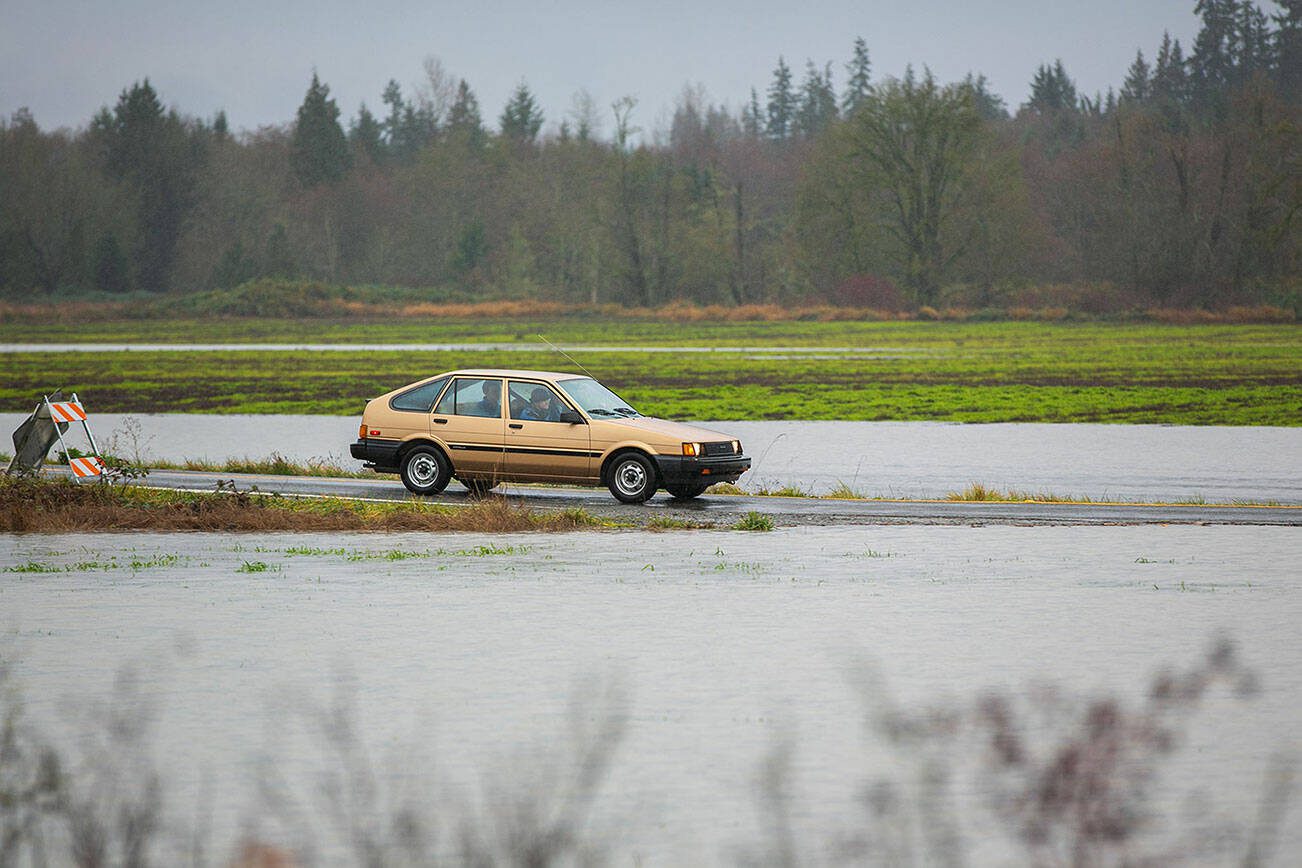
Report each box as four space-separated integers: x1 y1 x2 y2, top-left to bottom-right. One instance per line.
437 369 589 382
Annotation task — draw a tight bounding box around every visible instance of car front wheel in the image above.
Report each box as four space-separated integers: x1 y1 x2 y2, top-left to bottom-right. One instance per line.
400 446 451 495
607 452 658 504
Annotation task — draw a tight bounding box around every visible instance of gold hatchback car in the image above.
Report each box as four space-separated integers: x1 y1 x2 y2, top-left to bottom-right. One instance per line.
349 369 750 503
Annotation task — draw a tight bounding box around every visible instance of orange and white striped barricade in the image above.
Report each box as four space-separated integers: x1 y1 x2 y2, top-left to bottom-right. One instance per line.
44 393 106 483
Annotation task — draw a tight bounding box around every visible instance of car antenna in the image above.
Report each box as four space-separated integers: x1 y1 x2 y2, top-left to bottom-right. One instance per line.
538 334 596 379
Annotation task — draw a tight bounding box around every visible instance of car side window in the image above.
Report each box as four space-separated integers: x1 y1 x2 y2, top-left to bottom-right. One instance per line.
435 378 502 418
390 377 449 413
509 381 565 422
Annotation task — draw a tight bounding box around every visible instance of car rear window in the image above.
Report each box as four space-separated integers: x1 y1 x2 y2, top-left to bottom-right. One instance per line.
390 377 449 413
434 378 503 418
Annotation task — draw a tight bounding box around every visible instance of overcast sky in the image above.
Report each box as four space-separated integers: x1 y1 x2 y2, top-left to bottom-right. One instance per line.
2 0 1203 136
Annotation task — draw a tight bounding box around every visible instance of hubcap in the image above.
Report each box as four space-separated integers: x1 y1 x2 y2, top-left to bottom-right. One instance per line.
409 454 438 485
615 460 647 495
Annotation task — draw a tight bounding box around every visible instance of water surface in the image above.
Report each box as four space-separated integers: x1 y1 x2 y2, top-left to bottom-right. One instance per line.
6 412 1298 503
2 525 1299 863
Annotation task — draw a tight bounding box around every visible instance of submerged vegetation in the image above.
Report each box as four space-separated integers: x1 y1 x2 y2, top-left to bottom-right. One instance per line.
3 319 1298 424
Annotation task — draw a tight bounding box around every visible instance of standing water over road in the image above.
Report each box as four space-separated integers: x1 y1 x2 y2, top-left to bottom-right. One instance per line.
5 412 1298 503
1 525 1299 863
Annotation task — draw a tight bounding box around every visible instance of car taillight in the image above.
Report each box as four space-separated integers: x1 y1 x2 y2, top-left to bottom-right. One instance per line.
359 423 367 439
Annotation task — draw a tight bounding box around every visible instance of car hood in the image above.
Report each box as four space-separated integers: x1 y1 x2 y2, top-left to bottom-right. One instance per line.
605 415 735 443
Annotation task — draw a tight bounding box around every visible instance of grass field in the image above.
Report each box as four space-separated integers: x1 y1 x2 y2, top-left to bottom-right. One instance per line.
3 320 1298 424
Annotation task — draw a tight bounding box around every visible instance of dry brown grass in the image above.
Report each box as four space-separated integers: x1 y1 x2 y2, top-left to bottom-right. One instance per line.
1 296 1295 324
0 478 605 533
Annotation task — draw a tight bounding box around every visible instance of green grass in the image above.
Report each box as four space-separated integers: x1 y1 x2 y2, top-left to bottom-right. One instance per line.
754 483 814 497
1 320 1298 424
164 453 371 478
732 511 775 531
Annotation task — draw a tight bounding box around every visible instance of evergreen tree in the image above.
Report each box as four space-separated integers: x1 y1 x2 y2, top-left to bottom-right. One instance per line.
842 36 873 115
1190 0 1237 106
1121 49 1152 102
962 72 1008 120
766 56 795 140
1152 32 1190 103
796 61 838 136
1027 59 1078 112
1276 0 1302 99
499 82 543 143
399 103 436 156
499 81 543 143
349 103 384 164
290 72 351 186
379 80 436 161
446 79 484 145
381 79 404 150
741 87 763 137
212 110 229 141
94 79 203 292
1233 0 1274 80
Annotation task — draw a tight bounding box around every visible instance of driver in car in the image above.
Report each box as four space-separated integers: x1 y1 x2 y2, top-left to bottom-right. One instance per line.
521 386 561 422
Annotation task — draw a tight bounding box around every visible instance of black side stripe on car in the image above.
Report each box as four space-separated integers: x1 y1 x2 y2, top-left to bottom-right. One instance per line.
447 443 603 458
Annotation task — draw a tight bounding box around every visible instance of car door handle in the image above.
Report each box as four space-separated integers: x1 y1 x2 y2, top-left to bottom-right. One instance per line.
433 418 448 424
508 423 523 429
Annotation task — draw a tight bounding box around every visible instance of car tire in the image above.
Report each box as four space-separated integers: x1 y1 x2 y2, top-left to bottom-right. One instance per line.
460 478 498 497
400 445 451 496
665 483 708 500
607 452 658 504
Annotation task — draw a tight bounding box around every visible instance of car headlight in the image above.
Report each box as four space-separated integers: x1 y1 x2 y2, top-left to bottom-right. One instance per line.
732 439 741 454
682 442 702 457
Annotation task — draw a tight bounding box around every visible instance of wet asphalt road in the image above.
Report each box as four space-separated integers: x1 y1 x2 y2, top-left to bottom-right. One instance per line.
117 469 1302 527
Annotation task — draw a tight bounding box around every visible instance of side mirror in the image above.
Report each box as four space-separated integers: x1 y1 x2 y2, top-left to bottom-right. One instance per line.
558 410 584 424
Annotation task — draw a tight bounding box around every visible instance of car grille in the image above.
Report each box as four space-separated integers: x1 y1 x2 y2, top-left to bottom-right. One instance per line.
702 441 736 457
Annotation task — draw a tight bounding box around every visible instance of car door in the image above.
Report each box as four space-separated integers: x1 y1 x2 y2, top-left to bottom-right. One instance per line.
504 380 591 480
431 377 505 476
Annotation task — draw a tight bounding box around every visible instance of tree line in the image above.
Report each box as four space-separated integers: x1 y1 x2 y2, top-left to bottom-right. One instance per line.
1 0 1297 311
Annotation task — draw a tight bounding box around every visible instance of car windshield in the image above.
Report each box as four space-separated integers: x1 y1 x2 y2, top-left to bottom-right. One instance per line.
557 378 640 417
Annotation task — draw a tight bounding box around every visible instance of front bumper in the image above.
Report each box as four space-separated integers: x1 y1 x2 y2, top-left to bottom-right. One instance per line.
350 438 401 471
654 454 751 487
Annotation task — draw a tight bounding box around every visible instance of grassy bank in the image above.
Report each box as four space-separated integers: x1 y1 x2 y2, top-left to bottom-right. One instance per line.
2 320 1298 424
0 477 613 533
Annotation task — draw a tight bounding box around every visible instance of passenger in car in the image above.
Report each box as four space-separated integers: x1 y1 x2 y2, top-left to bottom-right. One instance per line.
521 387 561 422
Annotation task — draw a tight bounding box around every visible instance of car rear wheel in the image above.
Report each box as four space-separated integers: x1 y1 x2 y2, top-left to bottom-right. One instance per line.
400 445 451 495
607 452 658 504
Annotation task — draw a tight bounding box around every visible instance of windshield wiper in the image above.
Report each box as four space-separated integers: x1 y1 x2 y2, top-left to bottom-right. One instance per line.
613 407 639 416
587 408 620 416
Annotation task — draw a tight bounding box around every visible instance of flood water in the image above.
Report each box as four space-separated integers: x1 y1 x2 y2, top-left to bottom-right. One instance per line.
2 525 1300 863
6 411 1299 503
